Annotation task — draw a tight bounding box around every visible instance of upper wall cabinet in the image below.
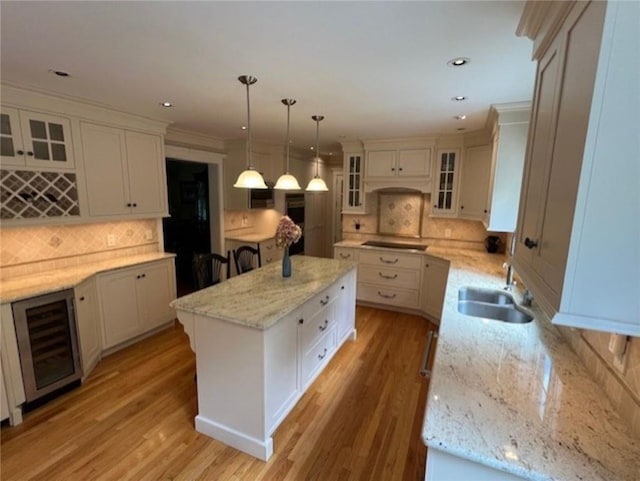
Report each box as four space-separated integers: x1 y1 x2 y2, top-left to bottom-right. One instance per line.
483 104 530 232
340 141 365 214
362 138 434 192
458 145 491 221
81 122 168 218
431 149 460 217
514 1 639 335
1 106 74 170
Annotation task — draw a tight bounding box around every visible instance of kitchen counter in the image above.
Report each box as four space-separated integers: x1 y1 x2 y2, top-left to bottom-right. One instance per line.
421 248 639 481
170 255 355 330
225 231 275 243
0 252 175 304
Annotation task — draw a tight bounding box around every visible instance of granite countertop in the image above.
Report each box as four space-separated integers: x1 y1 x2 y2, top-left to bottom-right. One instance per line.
421 248 639 481
225 232 275 243
0 252 176 304
170 256 355 330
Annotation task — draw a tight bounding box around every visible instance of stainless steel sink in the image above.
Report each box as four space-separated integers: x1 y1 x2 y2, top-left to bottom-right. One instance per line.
458 287 515 305
457 301 533 323
457 286 533 324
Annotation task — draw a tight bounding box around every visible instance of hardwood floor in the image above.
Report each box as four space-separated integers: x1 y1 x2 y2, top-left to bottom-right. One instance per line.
1 306 436 481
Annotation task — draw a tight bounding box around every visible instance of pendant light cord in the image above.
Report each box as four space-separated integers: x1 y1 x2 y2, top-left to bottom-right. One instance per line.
246 81 252 169
286 103 291 173
315 117 320 177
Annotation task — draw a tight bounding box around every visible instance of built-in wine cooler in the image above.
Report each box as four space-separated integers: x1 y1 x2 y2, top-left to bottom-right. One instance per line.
12 289 82 403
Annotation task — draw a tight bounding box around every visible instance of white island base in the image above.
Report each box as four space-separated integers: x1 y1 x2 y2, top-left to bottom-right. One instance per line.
171 257 357 461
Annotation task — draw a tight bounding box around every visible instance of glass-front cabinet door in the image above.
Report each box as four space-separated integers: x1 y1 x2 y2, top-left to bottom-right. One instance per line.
19 110 75 169
0 106 25 167
432 149 460 216
343 152 366 214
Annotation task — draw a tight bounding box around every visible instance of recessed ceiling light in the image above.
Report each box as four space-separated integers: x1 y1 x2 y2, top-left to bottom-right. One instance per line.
310 146 315 151
454 115 467 120
447 57 470 67
241 126 247 130
452 96 467 101
48 69 71 77
159 101 173 108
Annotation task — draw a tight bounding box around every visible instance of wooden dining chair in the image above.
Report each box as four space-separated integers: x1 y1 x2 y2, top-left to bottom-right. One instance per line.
192 251 231 290
233 245 262 275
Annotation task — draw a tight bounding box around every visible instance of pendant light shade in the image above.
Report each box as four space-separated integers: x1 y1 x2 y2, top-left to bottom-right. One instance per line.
234 75 268 189
274 99 301 190
305 115 329 192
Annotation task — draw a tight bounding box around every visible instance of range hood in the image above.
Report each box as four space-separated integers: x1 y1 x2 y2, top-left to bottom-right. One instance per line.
364 178 432 193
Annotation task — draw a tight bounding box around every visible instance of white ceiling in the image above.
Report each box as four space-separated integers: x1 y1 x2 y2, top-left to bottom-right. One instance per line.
0 1 536 155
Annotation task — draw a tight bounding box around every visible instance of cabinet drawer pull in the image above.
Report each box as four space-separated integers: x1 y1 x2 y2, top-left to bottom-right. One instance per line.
379 256 399 264
266 245 273 250
378 272 398 280
317 348 328 360
377 291 396 299
320 295 330 306
318 319 329 332
339 253 351 259
524 237 539 249
419 330 438 378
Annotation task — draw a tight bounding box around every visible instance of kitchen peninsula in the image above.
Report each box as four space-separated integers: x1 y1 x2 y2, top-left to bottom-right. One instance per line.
170 256 357 461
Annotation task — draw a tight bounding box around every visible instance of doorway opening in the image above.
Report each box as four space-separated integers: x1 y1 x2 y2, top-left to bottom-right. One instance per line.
163 158 211 296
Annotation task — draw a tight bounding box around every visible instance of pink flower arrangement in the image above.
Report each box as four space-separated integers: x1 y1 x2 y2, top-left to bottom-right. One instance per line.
275 215 302 248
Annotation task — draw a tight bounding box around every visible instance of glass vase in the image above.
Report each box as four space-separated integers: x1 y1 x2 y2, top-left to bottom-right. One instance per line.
282 247 292 278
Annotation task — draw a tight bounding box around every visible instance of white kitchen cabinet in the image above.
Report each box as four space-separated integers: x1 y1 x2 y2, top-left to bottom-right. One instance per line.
483 104 530 232
458 145 491 221
366 148 431 178
431 149 460 217
421 255 450 321
514 1 639 335
97 258 176 350
81 122 167 218
343 150 366 214
0 106 75 169
1 365 9 422
426 448 525 481
335 268 357 343
0 303 26 425
74 278 101 379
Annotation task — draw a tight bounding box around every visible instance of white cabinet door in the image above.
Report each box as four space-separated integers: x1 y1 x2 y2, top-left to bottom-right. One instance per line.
1 107 74 169
74 278 101 378
432 150 460 217
366 150 396 177
335 270 357 343
98 267 141 349
398 149 431 177
138 259 176 331
343 152 365 213
459 145 491 221
0 366 9 421
81 123 130 216
125 131 166 216
421 256 450 321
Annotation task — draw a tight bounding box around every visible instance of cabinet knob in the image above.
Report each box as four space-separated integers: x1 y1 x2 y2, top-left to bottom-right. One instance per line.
27 151 34 156
341 285 345 290
141 273 146 278
391 167 395 172
16 150 24 155
425 264 429 268
132 203 138 207
398 167 403 172
299 318 304 325
136 275 141 279
524 237 539 249
79 296 85 301
460 205 464 210
127 203 132 207
484 209 488 213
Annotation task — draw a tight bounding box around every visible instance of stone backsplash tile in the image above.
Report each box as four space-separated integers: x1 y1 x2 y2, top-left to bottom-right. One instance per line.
0 220 159 279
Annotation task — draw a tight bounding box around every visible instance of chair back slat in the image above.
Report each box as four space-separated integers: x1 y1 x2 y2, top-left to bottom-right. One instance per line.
192 251 231 290
233 245 262 275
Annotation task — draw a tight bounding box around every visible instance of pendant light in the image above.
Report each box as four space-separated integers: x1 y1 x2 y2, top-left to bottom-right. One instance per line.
274 99 301 190
234 75 268 189
305 115 329 192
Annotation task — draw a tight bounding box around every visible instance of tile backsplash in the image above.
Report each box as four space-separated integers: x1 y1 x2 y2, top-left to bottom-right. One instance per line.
342 192 506 251
0 220 160 279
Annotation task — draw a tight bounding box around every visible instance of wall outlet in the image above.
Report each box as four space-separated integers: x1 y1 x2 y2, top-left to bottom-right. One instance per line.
145 229 153 241
444 228 452 238
242 215 248 226
107 234 116 247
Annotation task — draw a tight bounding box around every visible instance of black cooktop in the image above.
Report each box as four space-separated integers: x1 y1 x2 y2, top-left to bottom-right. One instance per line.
361 240 428 251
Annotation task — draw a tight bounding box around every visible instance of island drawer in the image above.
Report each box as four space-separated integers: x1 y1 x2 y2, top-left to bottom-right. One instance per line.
301 326 336 389
359 250 420 270
303 283 339 320
299 302 336 351
358 264 420 289
357 283 420 309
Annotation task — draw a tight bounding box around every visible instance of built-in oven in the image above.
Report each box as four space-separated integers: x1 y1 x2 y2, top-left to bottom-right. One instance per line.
12 289 82 403
286 193 305 255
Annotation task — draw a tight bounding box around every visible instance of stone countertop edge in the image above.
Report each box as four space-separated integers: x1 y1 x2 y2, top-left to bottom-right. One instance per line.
225 232 275 243
419 249 639 481
0 252 176 304
170 256 356 331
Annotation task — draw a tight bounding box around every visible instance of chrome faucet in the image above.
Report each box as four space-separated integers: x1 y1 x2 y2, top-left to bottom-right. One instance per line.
522 289 534 307
503 234 517 291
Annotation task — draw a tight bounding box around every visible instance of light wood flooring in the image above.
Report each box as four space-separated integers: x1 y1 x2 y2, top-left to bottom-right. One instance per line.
1 306 436 481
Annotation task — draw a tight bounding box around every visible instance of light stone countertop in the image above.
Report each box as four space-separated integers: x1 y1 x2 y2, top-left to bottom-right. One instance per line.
0 253 176 304
225 232 275 243
170 256 356 330
420 247 639 481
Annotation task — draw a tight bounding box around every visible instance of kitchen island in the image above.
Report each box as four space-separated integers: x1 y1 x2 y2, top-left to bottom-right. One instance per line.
170 256 357 461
